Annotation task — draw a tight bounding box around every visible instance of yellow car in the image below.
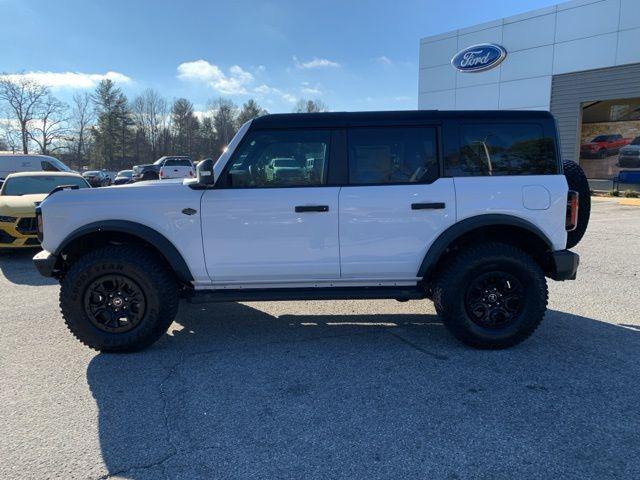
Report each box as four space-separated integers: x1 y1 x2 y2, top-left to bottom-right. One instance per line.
0 171 90 249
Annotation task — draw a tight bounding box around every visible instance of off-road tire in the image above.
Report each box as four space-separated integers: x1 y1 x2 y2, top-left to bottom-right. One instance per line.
563 160 590 249
60 245 179 352
433 243 548 349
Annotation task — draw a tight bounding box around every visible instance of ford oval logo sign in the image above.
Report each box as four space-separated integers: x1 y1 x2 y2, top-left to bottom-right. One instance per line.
451 43 507 72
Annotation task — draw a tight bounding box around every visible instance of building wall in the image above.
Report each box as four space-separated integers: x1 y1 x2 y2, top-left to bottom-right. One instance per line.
418 0 640 111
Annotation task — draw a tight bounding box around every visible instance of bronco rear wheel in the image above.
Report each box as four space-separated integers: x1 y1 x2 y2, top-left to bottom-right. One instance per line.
60 245 179 352
433 243 548 349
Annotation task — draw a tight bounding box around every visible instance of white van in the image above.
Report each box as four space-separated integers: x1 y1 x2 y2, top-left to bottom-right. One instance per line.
0 154 72 182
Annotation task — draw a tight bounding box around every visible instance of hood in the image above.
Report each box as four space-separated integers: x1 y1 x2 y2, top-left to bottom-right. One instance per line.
620 144 640 152
0 193 47 216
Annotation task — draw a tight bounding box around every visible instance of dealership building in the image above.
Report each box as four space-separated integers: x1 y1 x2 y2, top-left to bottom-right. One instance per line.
418 0 640 182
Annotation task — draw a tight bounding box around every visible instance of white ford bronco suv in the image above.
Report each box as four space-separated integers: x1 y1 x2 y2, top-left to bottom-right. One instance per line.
33 111 590 352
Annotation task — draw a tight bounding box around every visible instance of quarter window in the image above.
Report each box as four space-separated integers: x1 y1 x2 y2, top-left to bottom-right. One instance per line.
223 129 330 188
447 123 557 176
347 127 438 185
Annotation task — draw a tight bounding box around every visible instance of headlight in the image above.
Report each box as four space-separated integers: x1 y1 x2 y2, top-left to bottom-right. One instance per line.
0 215 17 223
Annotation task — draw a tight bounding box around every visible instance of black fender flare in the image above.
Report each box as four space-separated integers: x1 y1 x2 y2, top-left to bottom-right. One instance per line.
54 220 193 283
417 214 554 279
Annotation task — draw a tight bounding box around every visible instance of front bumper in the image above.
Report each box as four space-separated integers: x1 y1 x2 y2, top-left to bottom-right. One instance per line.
550 250 579 281
618 155 640 167
0 219 40 249
33 250 58 277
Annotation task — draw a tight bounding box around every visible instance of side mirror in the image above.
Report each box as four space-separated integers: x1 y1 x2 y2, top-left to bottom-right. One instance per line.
197 158 215 186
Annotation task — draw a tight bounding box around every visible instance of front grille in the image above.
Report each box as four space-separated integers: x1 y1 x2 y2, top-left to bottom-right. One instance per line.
0 229 16 244
16 217 37 235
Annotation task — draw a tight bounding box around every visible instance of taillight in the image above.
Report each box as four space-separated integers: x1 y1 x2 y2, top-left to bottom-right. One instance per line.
35 206 44 242
189 169 194 177
566 190 579 232
159 170 163 178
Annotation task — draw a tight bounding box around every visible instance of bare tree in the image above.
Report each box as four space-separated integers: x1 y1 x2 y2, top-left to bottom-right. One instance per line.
29 94 69 155
208 97 238 153
132 89 168 161
68 92 94 164
0 75 49 153
294 99 328 113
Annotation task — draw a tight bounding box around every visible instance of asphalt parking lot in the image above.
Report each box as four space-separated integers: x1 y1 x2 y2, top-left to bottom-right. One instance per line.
1 200 639 480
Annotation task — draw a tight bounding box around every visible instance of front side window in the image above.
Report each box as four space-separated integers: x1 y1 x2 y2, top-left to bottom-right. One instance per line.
41 161 59 172
347 127 438 185
223 129 330 188
447 123 557 176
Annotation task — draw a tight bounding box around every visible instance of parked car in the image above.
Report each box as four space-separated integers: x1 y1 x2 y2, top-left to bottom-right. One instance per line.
113 170 134 185
0 172 89 249
580 134 631 158
132 156 193 182
159 157 195 180
617 136 640 168
0 154 72 183
82 170 111 187
264 157 305 184
34 110 590 353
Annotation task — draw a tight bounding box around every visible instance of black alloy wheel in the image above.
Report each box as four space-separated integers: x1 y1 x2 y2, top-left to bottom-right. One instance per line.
83 274 146 333
464 271 524 329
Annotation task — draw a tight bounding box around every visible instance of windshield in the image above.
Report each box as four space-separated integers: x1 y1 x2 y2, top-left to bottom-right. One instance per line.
153 158 166 165
631 137 640 146
1 176 89 196
84 171 100 176
117 170 132 177
592 135 609 142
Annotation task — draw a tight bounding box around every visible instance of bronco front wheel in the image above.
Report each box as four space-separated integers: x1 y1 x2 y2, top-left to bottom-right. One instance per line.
60 245 179 352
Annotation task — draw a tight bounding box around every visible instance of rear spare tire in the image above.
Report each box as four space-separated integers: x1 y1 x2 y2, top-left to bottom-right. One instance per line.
563 160 590 249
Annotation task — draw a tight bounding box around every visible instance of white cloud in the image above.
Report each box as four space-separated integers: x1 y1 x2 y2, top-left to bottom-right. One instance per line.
293 56 340 69
375 55 393 65
0 71 131 89
253 84 296 103
177 60 254 95
300 82 322 95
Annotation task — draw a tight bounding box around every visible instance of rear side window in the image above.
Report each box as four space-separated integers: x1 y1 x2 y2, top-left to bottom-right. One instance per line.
347 127 438 185
446 123 557 176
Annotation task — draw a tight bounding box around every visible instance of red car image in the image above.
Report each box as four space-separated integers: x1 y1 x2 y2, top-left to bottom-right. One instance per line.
580 134 631 159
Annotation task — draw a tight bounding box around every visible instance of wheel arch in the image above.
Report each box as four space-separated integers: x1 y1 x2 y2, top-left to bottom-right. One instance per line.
419 214 555 282
54 220 193 285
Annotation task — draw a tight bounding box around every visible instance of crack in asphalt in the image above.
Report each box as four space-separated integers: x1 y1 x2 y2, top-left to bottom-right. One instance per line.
387 330 449 360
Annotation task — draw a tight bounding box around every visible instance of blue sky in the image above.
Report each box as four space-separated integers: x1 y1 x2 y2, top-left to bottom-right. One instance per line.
1 0 560 113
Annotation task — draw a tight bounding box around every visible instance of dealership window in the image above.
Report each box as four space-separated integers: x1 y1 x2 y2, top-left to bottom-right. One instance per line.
446 123 556 176
223 129 329 187
347 127 438 185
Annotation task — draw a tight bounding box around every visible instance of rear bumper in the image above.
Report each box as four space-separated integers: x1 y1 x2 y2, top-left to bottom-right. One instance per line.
33 250 58 277
550 250 579 281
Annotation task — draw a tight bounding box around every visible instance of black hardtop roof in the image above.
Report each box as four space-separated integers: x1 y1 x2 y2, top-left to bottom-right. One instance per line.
251 110 554 129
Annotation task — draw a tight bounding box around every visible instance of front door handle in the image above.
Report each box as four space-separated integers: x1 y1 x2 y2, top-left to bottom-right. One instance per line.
411 202 445 210
295 205 329 213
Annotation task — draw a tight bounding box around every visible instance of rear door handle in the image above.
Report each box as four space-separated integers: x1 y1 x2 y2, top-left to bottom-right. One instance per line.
295 205 329 213
411 202 445 210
